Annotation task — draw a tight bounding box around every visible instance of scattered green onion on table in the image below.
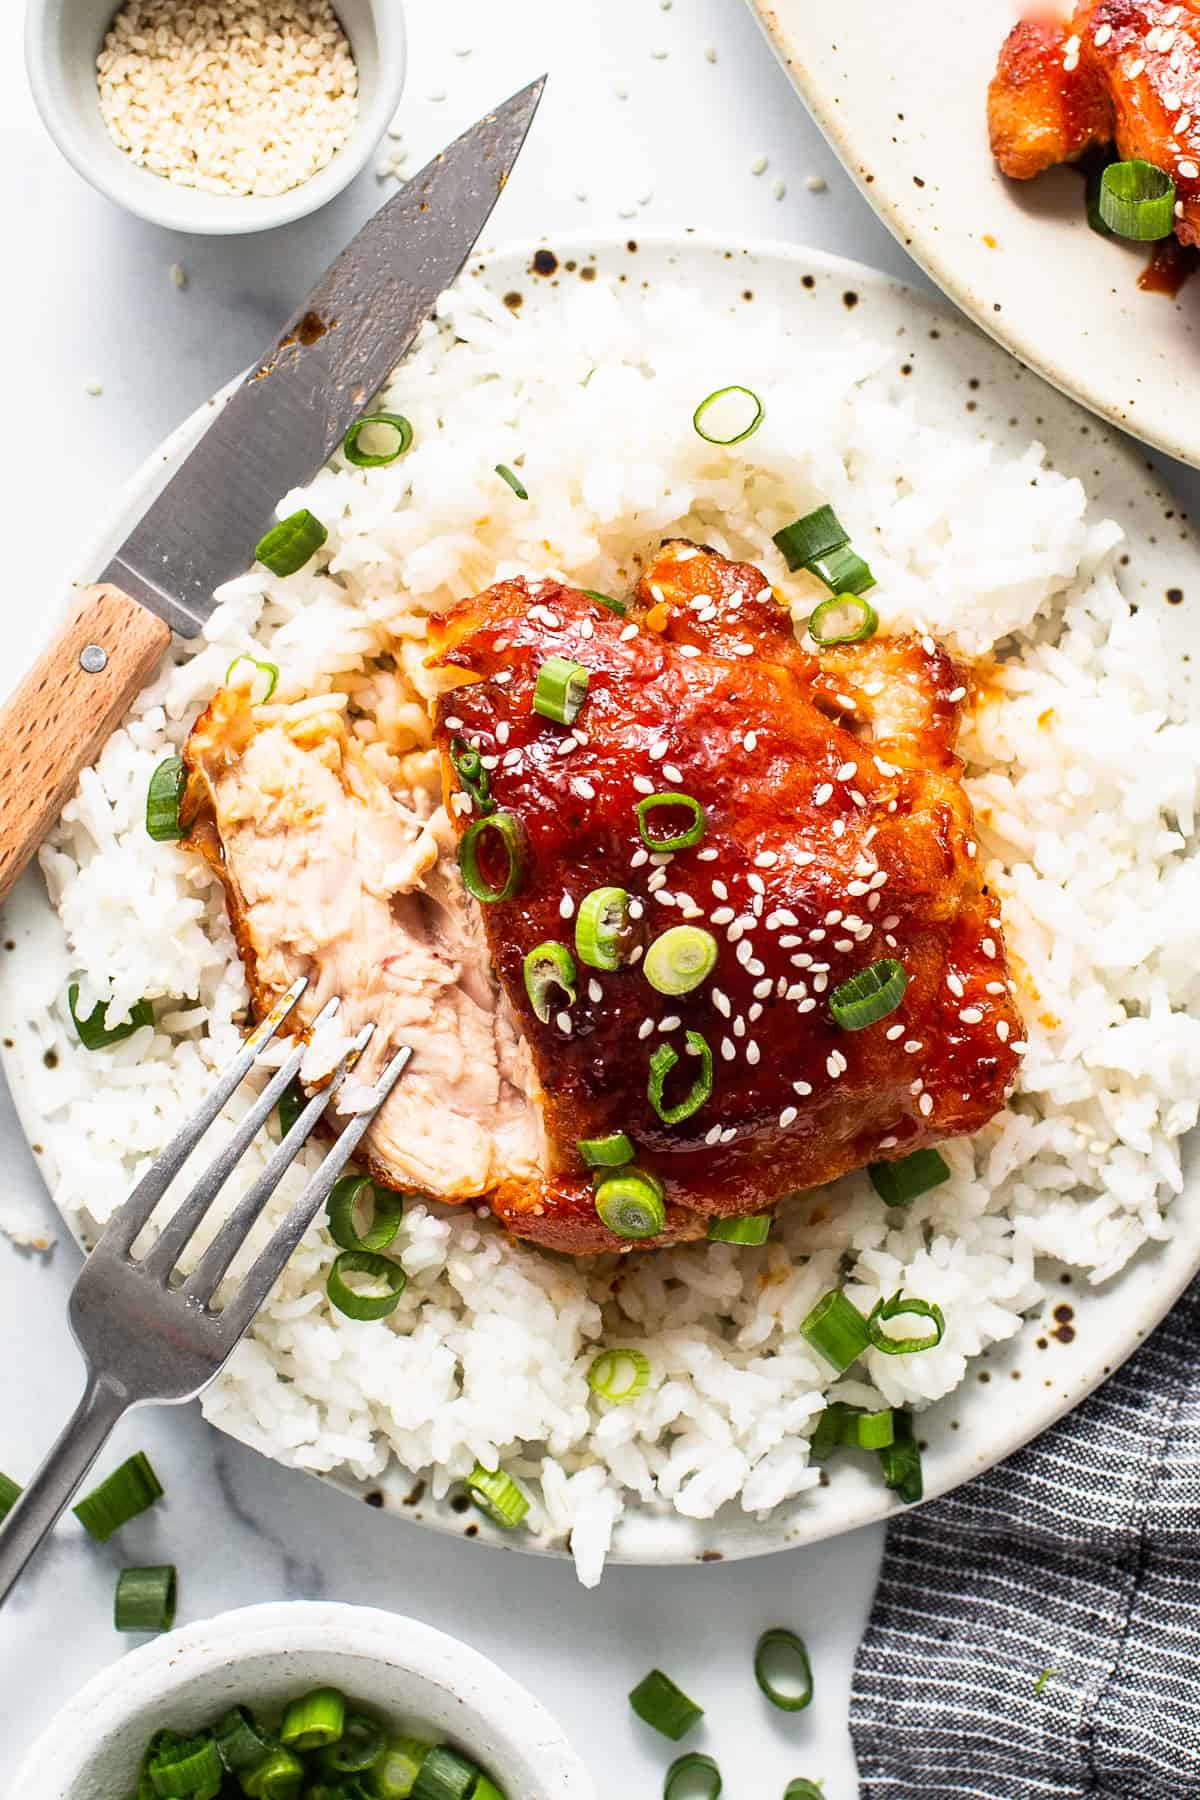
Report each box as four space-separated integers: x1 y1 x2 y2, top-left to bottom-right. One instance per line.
114 1563 177 1633
0 1470 21 1520
629 1668 704 1740
73 1449 164 1540
754 1627 814 1712
664 1751 722 1799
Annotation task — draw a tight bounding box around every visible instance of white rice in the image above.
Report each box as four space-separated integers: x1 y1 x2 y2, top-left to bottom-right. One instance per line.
24 276 1200 1583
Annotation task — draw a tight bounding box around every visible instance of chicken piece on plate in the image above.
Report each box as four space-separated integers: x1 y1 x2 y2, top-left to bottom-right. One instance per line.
183 686 544 1205
989 2 1200 245
426 542 1023 1253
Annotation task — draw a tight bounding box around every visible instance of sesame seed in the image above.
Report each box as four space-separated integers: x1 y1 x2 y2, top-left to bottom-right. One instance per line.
633 775 655 795
881 915 900 931
556 1011 573 1035
904 1040 923 1054
588 979 603 1003
620 623 639 641
697 848 719 861
638 1019 655 1040
867 894 880 913
711 879 729 899
743 731 758 752
832 820 846 838
479 755 499 772
663 764 683 783
648 869 668 892
721 1037 736 1061
947 685 967 702
835 693 855 711
720 1126 737 1144
445 715 464 731
736 941 754 966
836 761 857 781
753 978 773 999
986 981 1006 995
959 1007 983 1025
711 907 735 926
878 1135 898 1150
886 1024 904 1041
778 1106 798 1129
1128 56 1145 76
678 643 701 658
946 972 965 998
559 893 575 919
748 873 766 895
705 1125 722 1146
1178 115 1192 136
580 617 594 639
713 988 732 1017
814 783 833 805
628 900 645 920
1094 20 1112 43
918 1093 934 1117
786 983 806 1001
649 740 668 761
1011 1040 1028 1053
746 1042 761 1065
826 1054 843 1079
650 852 674 867
811 974 827 995
1064 32 1079 52
631 848 649 869
630 945 644 963
660 1014 681 1032
834 938 854 954
847 881 869 897
797 998 816 1013
654 891 676 907
749 1003 764 1023
921 635 936 656
754 851 778 869
996 1020 1010 1042
1181 159 1200 179
910 1078 924 1096
555 738 575 757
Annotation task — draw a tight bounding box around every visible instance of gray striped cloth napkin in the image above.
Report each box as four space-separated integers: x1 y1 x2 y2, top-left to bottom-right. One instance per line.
849 1274 1200 1798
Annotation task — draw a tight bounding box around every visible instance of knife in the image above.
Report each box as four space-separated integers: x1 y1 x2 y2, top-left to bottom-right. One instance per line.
0 76 545 902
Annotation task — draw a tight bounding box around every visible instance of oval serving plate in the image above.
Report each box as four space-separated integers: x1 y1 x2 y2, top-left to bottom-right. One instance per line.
748 0 1200 470
1 234 1197 1567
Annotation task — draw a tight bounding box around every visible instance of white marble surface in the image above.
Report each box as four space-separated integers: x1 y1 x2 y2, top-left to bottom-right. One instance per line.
2 1 1197 1793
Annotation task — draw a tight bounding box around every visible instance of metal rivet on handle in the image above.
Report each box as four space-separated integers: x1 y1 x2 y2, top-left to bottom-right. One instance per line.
80 644 108 674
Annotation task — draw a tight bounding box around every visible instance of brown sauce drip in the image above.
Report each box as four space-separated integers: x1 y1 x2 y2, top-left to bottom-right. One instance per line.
1139 238 1199 297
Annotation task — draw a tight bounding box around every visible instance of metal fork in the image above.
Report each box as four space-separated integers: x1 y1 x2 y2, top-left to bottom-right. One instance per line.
0 977 410 1606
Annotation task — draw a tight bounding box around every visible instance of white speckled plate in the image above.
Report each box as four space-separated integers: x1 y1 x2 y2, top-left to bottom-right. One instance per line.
1 234 1198 1566
748 0 1200 468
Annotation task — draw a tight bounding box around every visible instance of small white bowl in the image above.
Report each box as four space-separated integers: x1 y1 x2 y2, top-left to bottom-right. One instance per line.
25 0 406 235
13 1601 595 1799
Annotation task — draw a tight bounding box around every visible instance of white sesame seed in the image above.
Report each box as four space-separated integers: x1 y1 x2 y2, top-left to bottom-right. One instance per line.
736 940 754 966
946 972 965 998
555 738 575 757
778 1106 798 1129
847 881 870 897
711 907 735 926
745 1042 761 1065
705 1125 722 1146
638 1019 655 1040
811 975 827 995
996 1020 1010 1042
1094 20 1112 43
633 775 655 795
1128 57 1145 76
836 761 857 781
559 893 575 920
1011 1040 1028 1053
918 1093 934 1116
814 783 833 805
749 1003 764 1022
653 891 676 907
886 1024 904 1041
904 1040 923 1054
826 1054 842 1080
753 978 773 999
747 873 766 895
947 685 967 702
986 981 1006 995
833 938 854 954
832 820 846 838
721 1036 736 1061
660 1014 681 1032
662 764 683 783
629 900 644 919
878 1135 898 1150
697 848 719 862
1181 160 1200 179
959 1007 983 1025
649 740 668 761
720 1126 737 1144
754 851 778 869
630 848 649 868
556 1011 573 1035
620 623 639 642
797 998 816 1013
713 988 731 1017
588 979 603 1003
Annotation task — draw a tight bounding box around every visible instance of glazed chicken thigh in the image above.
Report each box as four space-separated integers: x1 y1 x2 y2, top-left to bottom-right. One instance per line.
990 1 1200 245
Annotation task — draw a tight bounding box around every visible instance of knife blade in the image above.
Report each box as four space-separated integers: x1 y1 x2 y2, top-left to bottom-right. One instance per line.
0 78 545 904
105 76 546 637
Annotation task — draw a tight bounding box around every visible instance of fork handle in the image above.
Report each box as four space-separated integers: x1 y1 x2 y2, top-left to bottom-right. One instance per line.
0 1373 129 1607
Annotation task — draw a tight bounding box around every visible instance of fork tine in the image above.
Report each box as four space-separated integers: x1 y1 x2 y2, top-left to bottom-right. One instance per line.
181 1023 378 1307
139 996 342 1281
97 977 310 1258
219 1043 412 1343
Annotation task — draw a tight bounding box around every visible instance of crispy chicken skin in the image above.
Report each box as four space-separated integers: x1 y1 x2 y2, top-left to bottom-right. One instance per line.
990 2 1200 245
428 543 1022 1253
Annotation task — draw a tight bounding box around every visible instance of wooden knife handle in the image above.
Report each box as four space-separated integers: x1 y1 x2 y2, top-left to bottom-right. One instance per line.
0 584 171 903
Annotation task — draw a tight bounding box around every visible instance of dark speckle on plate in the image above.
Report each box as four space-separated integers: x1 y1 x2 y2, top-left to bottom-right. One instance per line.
531 249 557 277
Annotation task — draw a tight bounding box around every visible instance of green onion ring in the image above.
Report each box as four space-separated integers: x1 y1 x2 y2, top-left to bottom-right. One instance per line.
575 885 630 970
448 736 494 815
114 1564 177 1632
255 508 327 577
523 940 577 1022
458 811 523 903
368 1738 432 1800
326 1250 407 1322
317 1716 387 1775
1098 159 1176 240
595 1167 666 1239
629 1669 704 1740
495 463 529 499
242 1748 304 1800
706 1214 771 1245
280 1688 346 1751
68 984 154 1051
214 1707 272 1774
644 925 717 996
577 1130 636 1167
533 655 590 725
648 1031 713 1125
773 504 849 573
582 588 628 616
635 792 706 851
868 1147 951 1206
829 959 907 1031
74 1451 164 1541
808 542 876 596
325 1174 404 1253
867 1289 946 1355
692 384 764 446
878 1408 923 1503
343 412 414 467
146 756 187 842
808 592 879 645
588 1347 651 1403
465 1463 530 1528
470 1779 506 1800
411 1746 482 1800
664 1752 722 1800
799 1288 870 1373
754 1627 814 1712
225 655 279 704
783 1783 826 1800
148 1734 224 1799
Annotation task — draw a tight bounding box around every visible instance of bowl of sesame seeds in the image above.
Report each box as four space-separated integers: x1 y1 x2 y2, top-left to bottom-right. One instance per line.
26 0 406 234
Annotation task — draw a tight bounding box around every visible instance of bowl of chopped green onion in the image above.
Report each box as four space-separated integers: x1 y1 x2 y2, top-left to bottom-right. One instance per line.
13 1601 594 1800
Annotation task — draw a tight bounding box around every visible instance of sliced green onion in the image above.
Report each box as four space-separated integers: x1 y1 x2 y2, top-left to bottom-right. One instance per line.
146 756 187 842
878 1408 923 1504
318 1716 386 1775
664 1752 722 1800
693 384 764 445
533 654 589 725
325 1174 404 1253
868 1148 950 1207
808 593 879 646
470 1780 507 1800
465 1463 530 1528
783 1784 825 1800
868 1289 946 1355
575 885 629 970
829 959 907 1031
848 1407 895 1451
411 1746 480 1800
809 1401 854 1463
114 1564 176 1633
280 1688 346 1751
215 1708 272 1774
629 1669 704 1741
0 1472 22 1521
74 1451 164 1541
799 1289 870 1373
644 925 717 996
368 1738 432 1800
495 463 528 499
459 811 522 903
523 940 577 1022
583 588 628 616
343 413 413 467
595 1167 666 1239
809 544 876 595
648 1031 713 1125
773 505 848 573
577 1131 635 1167
277 1076 305 1137
327 1250 406 1322
255 508 327 577
241 1747 304 1800
225 655 279 704
754 1628 814 1712
149 1735 224 1800
68 984 153 1051
706 1214 771 1245
636 792 705 851
1099 159 1176 240
588 1347 651 1403
448 737 494 815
